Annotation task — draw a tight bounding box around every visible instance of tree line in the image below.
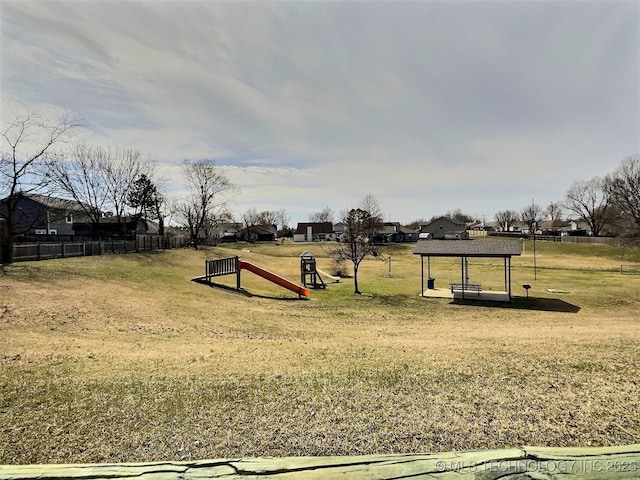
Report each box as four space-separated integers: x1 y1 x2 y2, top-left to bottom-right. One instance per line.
2 104 639 268
399 158 640 239
489 158 640 238
0 103 384 292
0 105 239 262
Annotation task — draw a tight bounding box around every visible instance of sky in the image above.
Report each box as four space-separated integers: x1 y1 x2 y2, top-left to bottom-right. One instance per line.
1 0 639 227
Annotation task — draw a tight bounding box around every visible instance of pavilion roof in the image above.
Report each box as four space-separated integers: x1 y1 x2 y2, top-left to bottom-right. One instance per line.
413 239 521 257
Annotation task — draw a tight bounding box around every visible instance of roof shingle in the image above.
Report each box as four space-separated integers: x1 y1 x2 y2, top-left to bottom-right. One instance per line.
413 239 521 257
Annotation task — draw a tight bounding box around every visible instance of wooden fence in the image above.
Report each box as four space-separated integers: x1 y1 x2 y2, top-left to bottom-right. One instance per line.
489 232 625 245
10 235 187 262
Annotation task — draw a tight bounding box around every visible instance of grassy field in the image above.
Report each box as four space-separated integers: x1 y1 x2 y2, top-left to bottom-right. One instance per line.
1 240 639 464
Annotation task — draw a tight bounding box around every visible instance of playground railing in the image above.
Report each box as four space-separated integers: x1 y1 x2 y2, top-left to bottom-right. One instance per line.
205 256 239 279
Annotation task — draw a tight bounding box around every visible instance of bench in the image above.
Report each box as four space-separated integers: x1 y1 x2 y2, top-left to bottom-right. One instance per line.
449 283 482 295
620 264 640 275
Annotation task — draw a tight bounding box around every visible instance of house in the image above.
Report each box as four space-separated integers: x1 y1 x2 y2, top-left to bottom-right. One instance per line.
293 222 336 242
468 221 495 232
1 193 167 243
210 222 242 242
238 225 276 242
419 217 468 240
487 219 527 233
566 220 593 236
277 227 294 239
376 222 419 243
538 220 571 236
73 214 150 238
0 193 88 237
140 219 160 236
333 222 346 237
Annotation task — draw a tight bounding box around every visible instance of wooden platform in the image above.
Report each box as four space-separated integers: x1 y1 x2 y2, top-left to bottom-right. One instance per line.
1 445 638 479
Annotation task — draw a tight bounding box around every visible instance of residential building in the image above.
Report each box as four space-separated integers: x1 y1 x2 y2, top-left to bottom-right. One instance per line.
210 223 242 242
419 216 467 240
293 222 336 242
0 193 88 236
376 222 419 243
1 193 158 240
72 215 151 238
239 225 276 242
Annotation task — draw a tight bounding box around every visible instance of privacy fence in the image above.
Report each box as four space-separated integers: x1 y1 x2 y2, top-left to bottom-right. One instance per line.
7 235 187 263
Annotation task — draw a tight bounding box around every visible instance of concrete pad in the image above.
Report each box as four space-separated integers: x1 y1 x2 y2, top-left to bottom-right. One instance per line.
421 288 511 302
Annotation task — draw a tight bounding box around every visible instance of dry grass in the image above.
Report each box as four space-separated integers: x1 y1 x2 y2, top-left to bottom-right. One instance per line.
1 242 639 463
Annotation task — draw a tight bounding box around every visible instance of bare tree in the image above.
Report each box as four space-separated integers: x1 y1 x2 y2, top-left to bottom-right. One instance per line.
520 202 546 234
327 197 383 294
239 208 282 241
50 144 150 233
359 194 385 240
175 159 236 249
494 210 519 232
607 155 640 235
150 189 168 237
565 177 610 236
1 104 77 263
275 208 290 230
101 147 150 224
327 209 378 294
360 195 384 222
404 219 429 231
240 207 260 242
546 202 564 221
49 143 109 225
309 206 335 223
202 206 233 242
255 210 280 227
445 208 475 223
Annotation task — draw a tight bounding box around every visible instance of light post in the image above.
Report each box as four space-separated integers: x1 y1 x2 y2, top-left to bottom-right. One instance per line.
533 221 537 281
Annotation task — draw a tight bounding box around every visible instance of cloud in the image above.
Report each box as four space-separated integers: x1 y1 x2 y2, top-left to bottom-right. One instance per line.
2 0 638 225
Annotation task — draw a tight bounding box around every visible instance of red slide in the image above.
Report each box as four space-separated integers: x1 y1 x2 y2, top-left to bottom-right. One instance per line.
238 261 310 297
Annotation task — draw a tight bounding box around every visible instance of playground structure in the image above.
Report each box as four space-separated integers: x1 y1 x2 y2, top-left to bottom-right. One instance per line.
194 256 310 298
300 251 340 289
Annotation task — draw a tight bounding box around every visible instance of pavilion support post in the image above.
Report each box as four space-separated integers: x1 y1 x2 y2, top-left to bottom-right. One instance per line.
421 256 424 296
508 257 512 300
504 257 508 292
461 257 465 299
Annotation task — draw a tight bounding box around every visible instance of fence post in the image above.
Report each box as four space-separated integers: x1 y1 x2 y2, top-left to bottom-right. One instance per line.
236 256 241 290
